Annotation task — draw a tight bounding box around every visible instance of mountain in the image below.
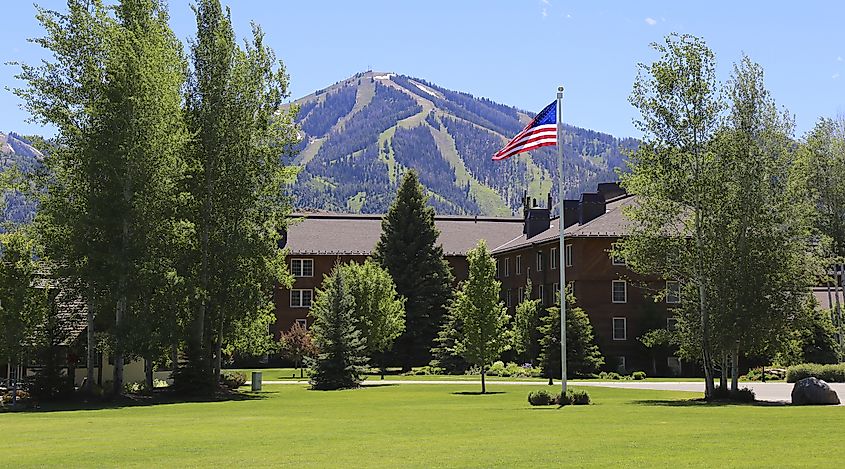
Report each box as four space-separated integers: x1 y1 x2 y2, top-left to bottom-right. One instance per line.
0 131 44 225
288 71 637 216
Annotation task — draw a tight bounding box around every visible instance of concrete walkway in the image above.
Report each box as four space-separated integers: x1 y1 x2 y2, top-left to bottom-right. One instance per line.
250 379 845 404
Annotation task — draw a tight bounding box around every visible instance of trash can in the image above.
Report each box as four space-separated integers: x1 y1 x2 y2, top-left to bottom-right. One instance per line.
251 371 262 391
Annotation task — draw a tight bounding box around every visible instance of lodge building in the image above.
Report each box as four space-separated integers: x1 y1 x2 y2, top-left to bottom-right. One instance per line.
276 182 683 375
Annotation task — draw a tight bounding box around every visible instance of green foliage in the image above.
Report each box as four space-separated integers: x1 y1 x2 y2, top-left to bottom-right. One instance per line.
632 371 647 380
280 322 318 377
712 385 756 402
527 389 554 406
512 278 541 361
449 240 510 392
786 363 845 383
339 260 406 358
741 368 784 381
538 290 604 379
776 302 840 367
308 267 369 390
373 170 453 369
221 371 247 389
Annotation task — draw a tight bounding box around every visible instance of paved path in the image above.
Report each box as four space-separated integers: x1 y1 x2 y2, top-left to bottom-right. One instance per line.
250 379 845 404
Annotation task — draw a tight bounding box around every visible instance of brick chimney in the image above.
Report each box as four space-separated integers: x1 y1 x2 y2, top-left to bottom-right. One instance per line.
578 192 606 225
523 193 551 239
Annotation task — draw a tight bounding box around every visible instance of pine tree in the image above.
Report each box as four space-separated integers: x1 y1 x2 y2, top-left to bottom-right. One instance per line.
373 170 453 370
308 267 368 390
539 290 604 381
450 240 510 394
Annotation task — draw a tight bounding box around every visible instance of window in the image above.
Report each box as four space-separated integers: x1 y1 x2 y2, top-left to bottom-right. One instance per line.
550 247 558 269
553 283 559 297
612 317 627 341
495 259 501 278
668 356 682 376
616 356 627 373
565 244 573 267
666 317 678 332
611 253 626 266
290 289 313 308
666 280 681 304
295 318 308 330
506 289 512 308
504 258 510 277
612 280 627 303
516 255 522 275
536 251 544 271
538 284 545 305
291 258 314 277
517 287 524 302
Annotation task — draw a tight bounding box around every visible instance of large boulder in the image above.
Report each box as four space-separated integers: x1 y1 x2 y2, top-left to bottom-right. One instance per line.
791 377 840 405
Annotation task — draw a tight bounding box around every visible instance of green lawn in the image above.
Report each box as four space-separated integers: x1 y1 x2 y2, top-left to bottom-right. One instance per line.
5 383 844 467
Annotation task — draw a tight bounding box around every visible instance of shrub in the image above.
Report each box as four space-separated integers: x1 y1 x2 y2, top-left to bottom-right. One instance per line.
1 389 32 406
402 365 444 376
555 389 591 406
598 371 625 380
632 371 646 381
153 378 169 388
712 385 755 402
742 368 783 381
786 363 845 383
528 389 554 406
488 361 506 377
221 371 247 389
123 381 148 394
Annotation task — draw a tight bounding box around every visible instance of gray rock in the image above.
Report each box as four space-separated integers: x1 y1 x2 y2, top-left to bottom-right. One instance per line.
791 377 840 405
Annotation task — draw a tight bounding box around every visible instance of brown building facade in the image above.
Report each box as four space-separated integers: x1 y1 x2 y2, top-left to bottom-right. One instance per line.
275 184 683 375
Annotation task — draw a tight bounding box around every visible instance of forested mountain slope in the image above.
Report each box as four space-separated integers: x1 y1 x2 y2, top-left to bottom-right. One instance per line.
289 71 637 216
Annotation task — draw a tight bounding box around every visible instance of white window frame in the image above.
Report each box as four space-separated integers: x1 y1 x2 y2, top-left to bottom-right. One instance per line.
295 318 308 330
667 317 678 332
516 255 522 275
550 247 558 270
612 317 627 341
612 280 627 303
518 287 524 302
290 289 313 308
538 284 545 304
504 257 510 277
666 280 681 304
495 259 501 279
506 289 512 308
616 356 626 373
290 258 314 277
536 251 543 272
565 244 573 267
611 253 626 266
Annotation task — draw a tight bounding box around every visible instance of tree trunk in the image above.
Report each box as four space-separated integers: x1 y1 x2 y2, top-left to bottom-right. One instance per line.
144 357 153 391
213 313 224 383
86 286 95 394
695 224 715 399
719 355 727 390
651 355 657 377
730 343 740 392
298 356 303 378
114 295 125 396
481 367 486 394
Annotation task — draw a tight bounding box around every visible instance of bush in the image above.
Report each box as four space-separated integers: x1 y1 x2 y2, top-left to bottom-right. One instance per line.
1 389 32 407
402 365 444 376
555 389 591 406
598 371 628 380
221 371 247 389
488 361 506 376
712 385 756 402
632 371 646 381
124 381 147 394
528 389 554 406
742 368 784 381
786 363 845 383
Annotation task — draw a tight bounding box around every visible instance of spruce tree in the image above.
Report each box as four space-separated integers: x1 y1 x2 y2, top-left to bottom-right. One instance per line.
539 290 604 381
308 267 368 390
373 170 453 370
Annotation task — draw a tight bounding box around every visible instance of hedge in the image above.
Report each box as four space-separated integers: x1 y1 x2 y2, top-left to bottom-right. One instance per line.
785 363 845 383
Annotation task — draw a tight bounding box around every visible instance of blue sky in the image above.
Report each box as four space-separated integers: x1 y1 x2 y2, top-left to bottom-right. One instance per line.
1 1 843 139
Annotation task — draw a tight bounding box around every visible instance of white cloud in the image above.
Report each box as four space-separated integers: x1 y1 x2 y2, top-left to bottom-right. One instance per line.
541 7 548 17
838 56 843 62
834 73 841 80
566 13 572 19
540 0 550 4
645 17 657 26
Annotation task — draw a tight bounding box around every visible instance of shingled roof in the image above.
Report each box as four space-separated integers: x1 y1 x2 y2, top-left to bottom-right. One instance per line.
491 194 635 254
284 212 525 256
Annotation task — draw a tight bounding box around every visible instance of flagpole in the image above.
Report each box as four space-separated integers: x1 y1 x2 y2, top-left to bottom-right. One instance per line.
557 86 567 395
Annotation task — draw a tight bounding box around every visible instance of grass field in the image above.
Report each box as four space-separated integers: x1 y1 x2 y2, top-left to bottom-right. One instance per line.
5 383 844 468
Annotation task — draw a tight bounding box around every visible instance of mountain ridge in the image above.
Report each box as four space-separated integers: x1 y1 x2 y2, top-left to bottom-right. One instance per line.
288 70 637 216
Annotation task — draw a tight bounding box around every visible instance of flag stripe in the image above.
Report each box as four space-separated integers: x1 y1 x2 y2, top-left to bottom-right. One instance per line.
492 101 557 161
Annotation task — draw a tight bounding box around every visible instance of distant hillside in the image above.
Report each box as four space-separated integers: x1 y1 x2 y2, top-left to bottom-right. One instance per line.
289 71 637 216
0 131 43 225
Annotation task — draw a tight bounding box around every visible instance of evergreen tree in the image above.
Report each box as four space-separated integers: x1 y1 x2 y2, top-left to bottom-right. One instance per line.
450 240 510 394
308 267 368 390
373 170 453 370
539 290 604 381
429 307 468 374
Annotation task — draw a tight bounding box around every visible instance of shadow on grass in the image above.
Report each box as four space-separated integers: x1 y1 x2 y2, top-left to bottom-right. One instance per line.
633 398 787 407
6 389 271 414
451 391 507 396
361 383 399 388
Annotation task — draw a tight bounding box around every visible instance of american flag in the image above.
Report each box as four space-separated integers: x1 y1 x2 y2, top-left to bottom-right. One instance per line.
492 101 557 161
